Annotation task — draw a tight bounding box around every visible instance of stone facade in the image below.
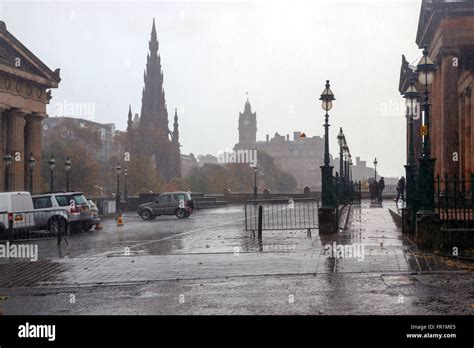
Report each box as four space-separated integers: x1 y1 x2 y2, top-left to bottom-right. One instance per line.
404 0 474 178
234 98 326 189
42 117 118 162
0 21 60 192
126 19 181 181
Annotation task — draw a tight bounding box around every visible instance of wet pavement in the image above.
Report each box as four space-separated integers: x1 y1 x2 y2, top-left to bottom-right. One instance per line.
0 201 473 315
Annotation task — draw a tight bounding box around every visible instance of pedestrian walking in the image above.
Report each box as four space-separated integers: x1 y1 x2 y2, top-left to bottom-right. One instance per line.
378 177 385 203
395 176 405 204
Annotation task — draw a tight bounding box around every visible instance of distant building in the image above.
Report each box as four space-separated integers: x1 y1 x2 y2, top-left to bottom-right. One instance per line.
181 153 199 177
234 97 326 189
42 116 118 162
197 154 219 167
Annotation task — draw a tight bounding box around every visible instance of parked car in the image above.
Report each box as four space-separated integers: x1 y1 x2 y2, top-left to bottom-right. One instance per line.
87 199 101 229
32 192 93 232
0 192 36 239
138 191 194 220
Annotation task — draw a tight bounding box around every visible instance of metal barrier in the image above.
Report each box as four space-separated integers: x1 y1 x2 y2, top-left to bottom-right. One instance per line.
0 209 70 242
244 198 319 236
436 174 474 229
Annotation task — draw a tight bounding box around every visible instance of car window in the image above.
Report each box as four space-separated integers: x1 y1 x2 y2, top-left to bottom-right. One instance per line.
174 194 185 202
55 195 70 206
73 194 87 205
33 197 52 209
158 195 171 203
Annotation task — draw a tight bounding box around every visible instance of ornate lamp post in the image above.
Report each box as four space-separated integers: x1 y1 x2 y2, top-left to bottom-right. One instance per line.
116 163 122 213
337 127 345 179
374 157 378 181
415 46 437 214
124 168 129 206
28 153 35 193
403 78 420 214
4 153 12 192
319 80 335 209
65 157 72 191
48 155 56 192
348 154 353 182
253 166 258 199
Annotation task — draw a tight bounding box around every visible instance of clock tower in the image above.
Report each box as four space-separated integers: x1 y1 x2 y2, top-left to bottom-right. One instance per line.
238 95 257 146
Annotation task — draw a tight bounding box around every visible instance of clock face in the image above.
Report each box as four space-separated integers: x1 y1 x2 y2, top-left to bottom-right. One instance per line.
243 119 250 126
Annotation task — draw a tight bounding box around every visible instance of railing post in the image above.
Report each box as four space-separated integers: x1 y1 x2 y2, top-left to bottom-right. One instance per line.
257 205 263 240
8 213 13 243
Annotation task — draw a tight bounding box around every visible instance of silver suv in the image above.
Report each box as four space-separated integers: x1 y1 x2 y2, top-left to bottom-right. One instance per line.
138 192 194 220
32 192 93 232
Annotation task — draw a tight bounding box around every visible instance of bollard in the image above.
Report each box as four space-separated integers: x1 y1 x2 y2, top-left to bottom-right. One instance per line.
117 212 124 227
257 205 263 240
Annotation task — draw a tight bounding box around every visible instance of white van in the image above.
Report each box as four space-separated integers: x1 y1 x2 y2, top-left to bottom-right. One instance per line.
0 191 36 238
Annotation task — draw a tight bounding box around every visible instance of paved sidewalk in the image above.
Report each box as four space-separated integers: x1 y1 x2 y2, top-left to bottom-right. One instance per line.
0 201 472 314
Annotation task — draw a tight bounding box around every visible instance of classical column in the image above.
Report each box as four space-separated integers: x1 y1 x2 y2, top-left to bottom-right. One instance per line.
24 115 43 193
459 93 466 178
465 88 471 178
0 109 4 191
440 54 460 177
7 110 26 191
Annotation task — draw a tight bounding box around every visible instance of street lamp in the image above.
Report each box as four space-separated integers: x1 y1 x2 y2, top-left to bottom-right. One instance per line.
337 127 345 179
124 168 128 203
28 153 35 193
4 153 12 192
65 157 72 191
404 78 420 213
253 166 258 199
48 155 56 192
116 163 122 213
348 154 353 182
319 80 335 209
374 157 378 181
415 45 437 213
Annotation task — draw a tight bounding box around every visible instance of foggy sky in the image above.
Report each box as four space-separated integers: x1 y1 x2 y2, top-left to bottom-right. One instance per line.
2 0 423 177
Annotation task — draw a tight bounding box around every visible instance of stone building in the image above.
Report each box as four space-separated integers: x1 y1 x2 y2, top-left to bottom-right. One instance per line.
400 0 474 179
0 21 60 192
235 98 326 189
42 116 118 162
126 19 181 181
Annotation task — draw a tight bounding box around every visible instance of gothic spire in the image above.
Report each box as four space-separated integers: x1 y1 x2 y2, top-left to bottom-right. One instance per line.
172 108 179 144
127 105 133 131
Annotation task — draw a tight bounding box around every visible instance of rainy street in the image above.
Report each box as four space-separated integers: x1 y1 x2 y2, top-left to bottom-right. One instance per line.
0 202 473 315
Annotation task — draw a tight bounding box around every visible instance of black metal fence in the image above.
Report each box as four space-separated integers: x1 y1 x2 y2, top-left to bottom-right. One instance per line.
244 198 319 234
0 210 70 242
435 174 474 229
334 178 361 205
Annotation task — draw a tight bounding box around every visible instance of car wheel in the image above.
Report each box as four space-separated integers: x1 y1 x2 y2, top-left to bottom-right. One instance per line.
176 208 187 219
82 222 93 232
48 218 65 236
140 209 154 220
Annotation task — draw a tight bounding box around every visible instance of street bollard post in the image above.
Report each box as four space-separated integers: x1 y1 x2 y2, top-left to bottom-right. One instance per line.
257 205 263 240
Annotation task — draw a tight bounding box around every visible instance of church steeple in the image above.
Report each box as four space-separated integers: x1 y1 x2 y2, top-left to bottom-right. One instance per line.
139 18 169 133
172 108 179 145
127 105 133 131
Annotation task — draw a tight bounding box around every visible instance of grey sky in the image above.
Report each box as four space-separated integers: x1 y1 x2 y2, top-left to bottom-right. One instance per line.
2 0 422 177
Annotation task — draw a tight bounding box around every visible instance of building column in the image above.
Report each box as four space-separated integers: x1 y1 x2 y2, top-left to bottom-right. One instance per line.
465 88 471 178
471 87 474 176
440 54 460 177
24 115 43 193
459 93 466 178
7 110 26 191
0 109 4 191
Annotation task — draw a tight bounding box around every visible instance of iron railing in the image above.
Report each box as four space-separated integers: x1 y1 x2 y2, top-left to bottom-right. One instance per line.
244 198 319 234
0 209 70 242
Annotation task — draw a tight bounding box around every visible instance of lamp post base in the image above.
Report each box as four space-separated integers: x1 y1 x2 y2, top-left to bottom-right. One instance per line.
319 207 337 234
